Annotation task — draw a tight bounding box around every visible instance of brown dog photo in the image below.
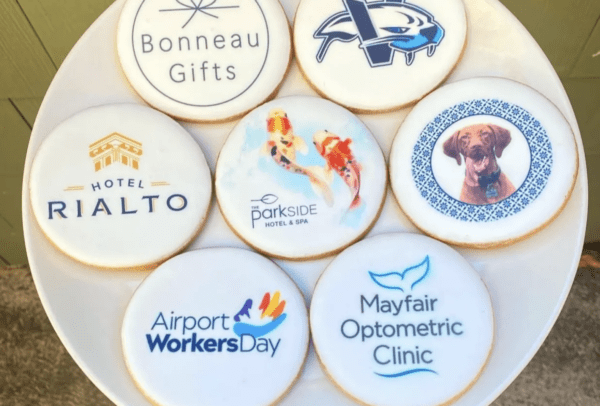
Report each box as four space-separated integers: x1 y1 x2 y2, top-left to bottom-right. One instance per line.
442 124 517 205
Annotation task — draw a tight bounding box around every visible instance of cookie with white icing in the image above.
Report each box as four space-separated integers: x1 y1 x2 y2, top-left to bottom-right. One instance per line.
293 0 467 112
389 77 579 248
215 96 387 260
122 248 310 406
117 0 291 122
310 233 494 406
28 104 212 268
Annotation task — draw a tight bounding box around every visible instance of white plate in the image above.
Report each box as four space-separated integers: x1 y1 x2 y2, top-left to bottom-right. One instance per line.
22 0 587 405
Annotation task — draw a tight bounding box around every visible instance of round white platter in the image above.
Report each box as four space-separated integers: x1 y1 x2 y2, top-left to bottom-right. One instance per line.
22 0 587 405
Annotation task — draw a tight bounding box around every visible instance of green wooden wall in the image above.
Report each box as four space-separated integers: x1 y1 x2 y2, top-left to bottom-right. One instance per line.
1 0 599 265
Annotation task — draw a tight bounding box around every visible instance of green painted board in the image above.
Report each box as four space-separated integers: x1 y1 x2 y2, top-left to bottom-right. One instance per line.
18 0 115 67
499 0 600 75
570 21 600 78
12 97 44 128
585 152 600 242
0 100 31 175
561 79 600 154
0 1 56 98
0 175 27 265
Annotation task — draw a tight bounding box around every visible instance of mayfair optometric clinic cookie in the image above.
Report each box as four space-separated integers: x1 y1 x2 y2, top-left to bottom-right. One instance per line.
28 104 212 268
293 0 467 112
122 248 309 406
117 0 291 122
390 77 579 248
310 233 494 406
215 96 387 260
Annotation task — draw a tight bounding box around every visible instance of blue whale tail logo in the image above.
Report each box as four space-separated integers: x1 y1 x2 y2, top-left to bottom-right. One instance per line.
369 256 430 292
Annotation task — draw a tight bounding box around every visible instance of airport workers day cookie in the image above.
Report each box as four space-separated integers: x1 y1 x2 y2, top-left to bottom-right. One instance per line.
215 96 387 259
122 248 310 406
294 0 467 112
28 104 212 268
310 233 494 406
117 0 291 122
389 77 579 248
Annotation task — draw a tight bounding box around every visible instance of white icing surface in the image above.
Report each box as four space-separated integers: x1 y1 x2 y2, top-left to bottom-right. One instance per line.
122 248 309 406
294 0 467 112
29 104 212 268
215 96 387 259
311 233 494 406
389 77 578 247
117 0 291 122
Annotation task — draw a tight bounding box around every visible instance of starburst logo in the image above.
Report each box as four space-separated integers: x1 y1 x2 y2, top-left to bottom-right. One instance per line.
160 0 240 28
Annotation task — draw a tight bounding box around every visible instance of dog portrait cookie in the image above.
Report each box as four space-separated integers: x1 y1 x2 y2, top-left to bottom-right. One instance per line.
122 248 309 406
310 233 494 406
293 0 467 112
389 77 579 248
117 0 291 122
215 96 387 259
28 104 212 268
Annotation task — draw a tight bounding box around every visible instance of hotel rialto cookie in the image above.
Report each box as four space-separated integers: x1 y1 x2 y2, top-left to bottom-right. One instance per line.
293 0 467 112
122 248 310 406
117 0 291 122
310 233 494 406
215 96 387 259
28 104 212 268
389 77 579 248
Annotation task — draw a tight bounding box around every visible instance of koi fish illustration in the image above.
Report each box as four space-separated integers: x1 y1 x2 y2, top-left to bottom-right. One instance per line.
262 109 334 206
313 130 362 210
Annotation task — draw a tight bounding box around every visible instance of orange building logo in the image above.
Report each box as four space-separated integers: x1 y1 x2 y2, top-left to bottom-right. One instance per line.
89 133 143 172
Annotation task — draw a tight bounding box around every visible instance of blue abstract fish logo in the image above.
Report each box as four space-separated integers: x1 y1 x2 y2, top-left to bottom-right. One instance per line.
369 256 430 292
314 0 444 67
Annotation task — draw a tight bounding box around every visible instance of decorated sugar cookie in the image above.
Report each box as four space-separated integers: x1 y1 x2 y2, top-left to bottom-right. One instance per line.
390 77 578 248
293 0 467 112
310 233 494 406
215 96 387 259
28 104 212 268
122 248 309 406
117 0 291 122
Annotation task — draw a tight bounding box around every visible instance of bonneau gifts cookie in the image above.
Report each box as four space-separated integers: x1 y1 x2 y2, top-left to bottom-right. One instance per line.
117 0 291 122
390 77 578 248
215 96 387 259
28 104 212 268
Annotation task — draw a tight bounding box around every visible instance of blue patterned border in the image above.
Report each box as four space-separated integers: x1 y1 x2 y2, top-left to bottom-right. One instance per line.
411 99 553 222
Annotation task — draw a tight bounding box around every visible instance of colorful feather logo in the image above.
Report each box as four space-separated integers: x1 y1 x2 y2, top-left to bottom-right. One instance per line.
369 256 430 292
232 291 287 338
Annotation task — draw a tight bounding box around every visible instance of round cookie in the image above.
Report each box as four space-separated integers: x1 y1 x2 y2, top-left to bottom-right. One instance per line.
215 96 387 260
122 248 310 406
293 0 467 113
28 104 212 268
117 0 291 122
310 233 494 406
389 77 579 248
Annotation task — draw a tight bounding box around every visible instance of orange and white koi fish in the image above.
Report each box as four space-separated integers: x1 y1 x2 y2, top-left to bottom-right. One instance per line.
262 109 334 206
313 130 362 210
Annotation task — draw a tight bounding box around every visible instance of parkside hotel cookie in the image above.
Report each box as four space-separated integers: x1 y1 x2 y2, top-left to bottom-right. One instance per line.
122 248 309 406
293 0 467 112
215 96 387 259
117 0 291 122
390 77 579 248
28 104 212 268
310 233 494 406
